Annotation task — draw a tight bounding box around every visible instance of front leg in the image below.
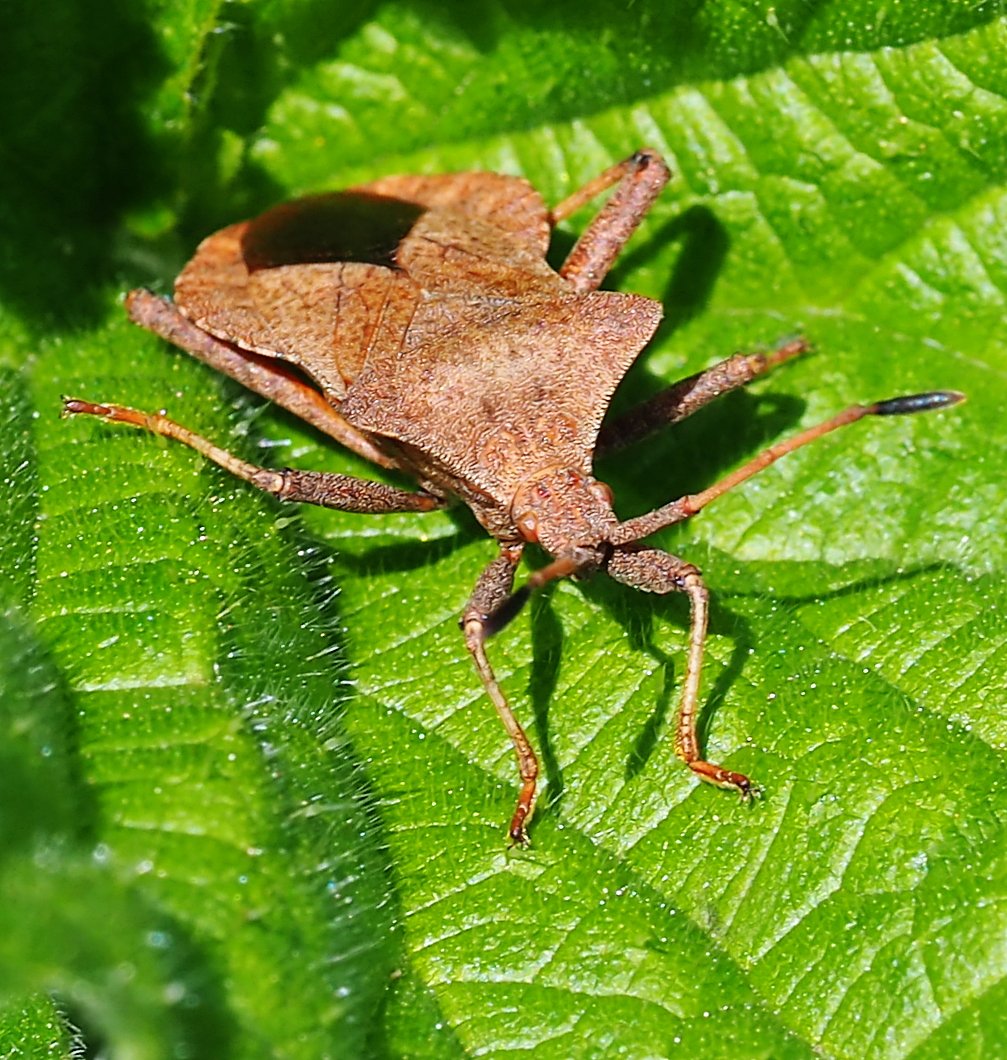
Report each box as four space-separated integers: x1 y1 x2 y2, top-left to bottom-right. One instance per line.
460 544 539 844
607 546 755 798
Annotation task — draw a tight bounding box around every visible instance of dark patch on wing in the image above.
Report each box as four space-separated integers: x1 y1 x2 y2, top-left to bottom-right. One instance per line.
241 192 426 272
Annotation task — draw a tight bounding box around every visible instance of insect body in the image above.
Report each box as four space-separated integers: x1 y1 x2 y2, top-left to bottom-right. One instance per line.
66 151 963 844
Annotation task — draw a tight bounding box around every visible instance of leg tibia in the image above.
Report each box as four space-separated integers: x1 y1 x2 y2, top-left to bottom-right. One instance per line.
461 547 539 845
607 546 755 799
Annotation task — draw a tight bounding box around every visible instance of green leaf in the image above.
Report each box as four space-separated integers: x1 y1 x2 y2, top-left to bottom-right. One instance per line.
0 995 79 1058
2 2 1005 1057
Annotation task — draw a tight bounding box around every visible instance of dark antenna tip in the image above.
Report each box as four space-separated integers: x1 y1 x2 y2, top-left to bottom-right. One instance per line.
870 390 966 417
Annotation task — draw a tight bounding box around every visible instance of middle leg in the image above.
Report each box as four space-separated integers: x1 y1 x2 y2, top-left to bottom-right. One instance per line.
596 337 811 457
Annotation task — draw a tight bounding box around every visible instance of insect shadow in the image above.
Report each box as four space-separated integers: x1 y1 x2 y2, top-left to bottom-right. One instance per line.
303 382 810 821
584 203 738 448
526 590 567 814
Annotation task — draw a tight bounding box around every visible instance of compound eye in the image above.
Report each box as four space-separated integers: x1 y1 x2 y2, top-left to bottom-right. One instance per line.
588 479 614 506
516 511 539 542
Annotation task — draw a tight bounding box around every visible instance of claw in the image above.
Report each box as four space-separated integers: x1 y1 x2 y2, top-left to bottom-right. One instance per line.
688 760 760 801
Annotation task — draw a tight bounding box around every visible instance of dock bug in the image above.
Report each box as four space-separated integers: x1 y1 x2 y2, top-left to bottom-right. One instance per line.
65 150 964 844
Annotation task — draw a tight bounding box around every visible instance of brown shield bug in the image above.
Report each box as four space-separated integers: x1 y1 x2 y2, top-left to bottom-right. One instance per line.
65 150 963 844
